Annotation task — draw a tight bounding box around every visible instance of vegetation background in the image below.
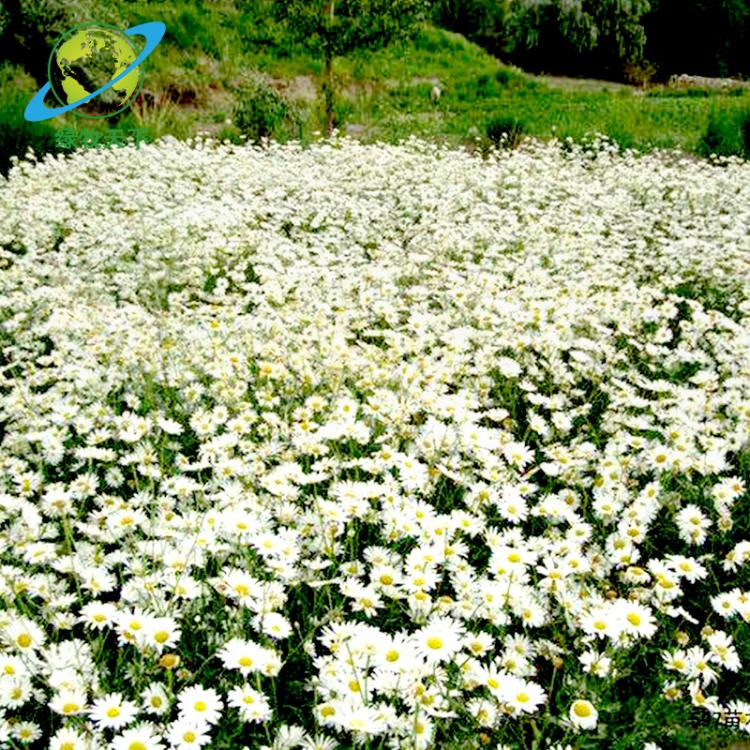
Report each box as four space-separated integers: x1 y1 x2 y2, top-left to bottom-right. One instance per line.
2 0 750 173
0 0 750 171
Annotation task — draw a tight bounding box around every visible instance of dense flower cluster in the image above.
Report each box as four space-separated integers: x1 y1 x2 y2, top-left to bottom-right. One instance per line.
0 136 749 749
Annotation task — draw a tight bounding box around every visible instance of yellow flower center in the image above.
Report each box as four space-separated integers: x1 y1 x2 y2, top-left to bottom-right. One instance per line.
627 613 642 626
16 634 31 648
106 707 121 718
573 701 593 718
160 654 179 668
427 637 443 650
194 701 206 712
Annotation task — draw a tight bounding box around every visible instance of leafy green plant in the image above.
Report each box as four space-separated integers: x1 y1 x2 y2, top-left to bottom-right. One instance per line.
495 67 513 86
233 74 302 143
622 59 657 87
0 63 62 174
698 110 744 158
0 0 93 84
0 109 59 174
486 114 525 148
124 91 194 142
742 111 750 158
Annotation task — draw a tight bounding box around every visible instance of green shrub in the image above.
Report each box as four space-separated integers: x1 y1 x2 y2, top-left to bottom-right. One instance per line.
233 74 301 143
685 87 711 98
742 112 750 158
647 87 716 99
622 59 657 87
0 108 60 175
333 98 354 128
607 128 637 152
698 110 743 158
494 68 513 86
486 115 525 149
0 0 91 84
0 63 63 174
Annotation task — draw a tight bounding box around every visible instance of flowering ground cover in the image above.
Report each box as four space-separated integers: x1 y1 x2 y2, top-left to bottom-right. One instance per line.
1 137 750 750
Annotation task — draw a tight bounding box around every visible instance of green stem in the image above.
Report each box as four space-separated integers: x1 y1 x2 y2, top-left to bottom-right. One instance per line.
530 718 543 750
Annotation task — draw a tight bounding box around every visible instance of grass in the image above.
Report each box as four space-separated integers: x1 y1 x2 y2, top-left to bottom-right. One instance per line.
339 30 750 152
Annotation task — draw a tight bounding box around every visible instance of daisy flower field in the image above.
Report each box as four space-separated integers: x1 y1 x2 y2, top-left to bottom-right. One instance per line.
0 135 749 750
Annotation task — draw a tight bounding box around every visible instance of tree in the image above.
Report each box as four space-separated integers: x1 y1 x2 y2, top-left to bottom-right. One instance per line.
0 0 68 85
503 0 651 79
433 0 652 81
431 0 508 55
644 0 750 79
275 0 430 135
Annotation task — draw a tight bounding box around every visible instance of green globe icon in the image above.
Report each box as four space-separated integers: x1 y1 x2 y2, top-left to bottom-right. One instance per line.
48 22 143 118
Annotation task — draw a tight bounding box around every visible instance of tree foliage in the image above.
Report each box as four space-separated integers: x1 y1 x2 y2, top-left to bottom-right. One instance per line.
433 0 750 81
644 0 750 79
274 0 430 133
275 0 430 57
506 0 651 78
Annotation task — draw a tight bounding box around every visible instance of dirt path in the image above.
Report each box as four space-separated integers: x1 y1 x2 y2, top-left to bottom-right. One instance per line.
533 74 635 93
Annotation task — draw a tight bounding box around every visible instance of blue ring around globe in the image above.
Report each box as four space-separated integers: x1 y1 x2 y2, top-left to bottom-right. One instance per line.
24 21 166 122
